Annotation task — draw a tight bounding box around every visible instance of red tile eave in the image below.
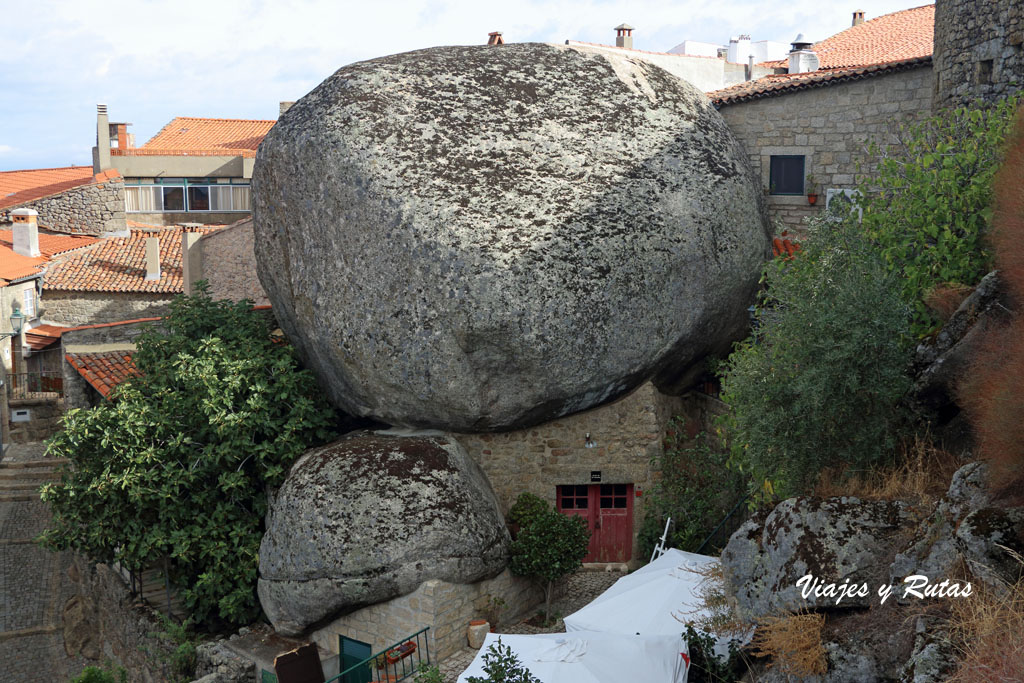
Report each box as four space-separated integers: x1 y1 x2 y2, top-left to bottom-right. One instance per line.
0 168 122 211
65 351 140 399
709 55 932 106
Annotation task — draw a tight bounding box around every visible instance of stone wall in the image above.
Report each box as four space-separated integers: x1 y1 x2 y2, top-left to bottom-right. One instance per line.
311 569 546 664
8 396 63 443
452 381 686 566
933 0 1023 108
0 177 126 236
197 218 269 305
66 557 178 683
43 290 172 326
717 65 934 234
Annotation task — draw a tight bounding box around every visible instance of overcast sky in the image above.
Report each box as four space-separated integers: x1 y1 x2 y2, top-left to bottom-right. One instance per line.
0 0 928 172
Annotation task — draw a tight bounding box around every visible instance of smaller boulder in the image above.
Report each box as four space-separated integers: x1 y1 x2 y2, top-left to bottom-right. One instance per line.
955 506 1024 589
258 432 510 635
722 497 911 620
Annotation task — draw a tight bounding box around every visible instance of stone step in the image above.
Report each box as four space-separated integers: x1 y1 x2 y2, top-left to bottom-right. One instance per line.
0 481 48 493
0 459 68 470
0 469 59 481
0 492 38 502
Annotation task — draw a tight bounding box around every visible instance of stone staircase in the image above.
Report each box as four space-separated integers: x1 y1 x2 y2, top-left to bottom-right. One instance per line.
0 459 66 503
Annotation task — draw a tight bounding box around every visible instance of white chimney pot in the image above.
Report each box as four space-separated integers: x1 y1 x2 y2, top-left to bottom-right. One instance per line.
11 208 40 258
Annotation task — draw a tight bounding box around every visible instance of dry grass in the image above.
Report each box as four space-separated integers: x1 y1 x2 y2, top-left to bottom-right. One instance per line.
813 434 964 507
673 561 750 641
925 283 977 323
947 551 1024 682
751 612 828 677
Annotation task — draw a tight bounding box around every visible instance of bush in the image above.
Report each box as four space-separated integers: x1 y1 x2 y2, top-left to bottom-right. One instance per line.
465 638 542 683
960 108 1024 502
507 492 549 531
70 665 128 683
859 96 1020 336
638 419 747 557
40 286 336 626
683 624 745 683
508 500 590 623
719 216 912 498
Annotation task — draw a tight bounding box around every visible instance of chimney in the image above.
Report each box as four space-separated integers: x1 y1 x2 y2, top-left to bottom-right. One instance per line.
487 31 504 46
11 209 40 258
615 23 634 49
279 101 295 117
145 236 161 281
852 10 865 26
746 54 755 81
788 33 820 73
94 104 111 173
181 231 204 295
728 34 752 63
112 123 131 149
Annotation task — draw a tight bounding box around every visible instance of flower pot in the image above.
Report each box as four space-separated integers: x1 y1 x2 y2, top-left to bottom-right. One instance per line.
468 620 490 649
807 194 818 205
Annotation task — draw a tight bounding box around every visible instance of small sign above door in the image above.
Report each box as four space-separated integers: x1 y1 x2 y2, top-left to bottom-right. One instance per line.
590 471 601 482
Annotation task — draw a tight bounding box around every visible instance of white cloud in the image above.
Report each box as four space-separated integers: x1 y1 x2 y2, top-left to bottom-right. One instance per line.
0 145 14 156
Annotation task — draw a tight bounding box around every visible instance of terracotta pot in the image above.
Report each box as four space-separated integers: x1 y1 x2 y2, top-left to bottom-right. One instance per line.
468 620 491 649
807 194 818 205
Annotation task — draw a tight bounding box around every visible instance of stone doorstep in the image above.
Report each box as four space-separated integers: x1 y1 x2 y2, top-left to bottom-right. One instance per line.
221 630 341 680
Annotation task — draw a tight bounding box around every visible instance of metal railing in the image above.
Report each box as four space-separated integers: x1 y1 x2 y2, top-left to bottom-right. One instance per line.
7 371 63 399
327 627 432 683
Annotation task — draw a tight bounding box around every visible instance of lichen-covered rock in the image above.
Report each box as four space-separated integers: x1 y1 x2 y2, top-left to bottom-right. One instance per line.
191 641 254 683
253 42 769 432
955 506 1024 589
258 432 510 635
943 461 992 522
721 497 911 619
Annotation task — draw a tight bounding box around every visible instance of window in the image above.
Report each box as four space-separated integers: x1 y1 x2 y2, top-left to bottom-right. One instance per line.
599 483 628 509
976 59 994 85
558 485 590 509
769 155 805 195
124 179 251 213
22 287 35 318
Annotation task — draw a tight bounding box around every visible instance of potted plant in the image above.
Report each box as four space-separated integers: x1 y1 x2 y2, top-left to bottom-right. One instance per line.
806 173 820 205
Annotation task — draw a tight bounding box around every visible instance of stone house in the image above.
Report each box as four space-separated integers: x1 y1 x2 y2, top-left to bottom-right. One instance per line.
0 164 126 235
41 223 226 326
709 5 937 233
93 105 278 226
181 217 269 304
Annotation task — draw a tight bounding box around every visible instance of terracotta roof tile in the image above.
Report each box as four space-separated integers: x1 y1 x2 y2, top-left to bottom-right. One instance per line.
710 55 931 106
0 166 120 211
112 117 276 159
761 4 934 71
65 351 140 398
25 324 69 351
0 230 98 258
44 225 227 294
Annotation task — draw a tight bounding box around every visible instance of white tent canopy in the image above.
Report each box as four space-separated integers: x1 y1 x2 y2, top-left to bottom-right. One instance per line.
456 631 689 683
563 548 743 660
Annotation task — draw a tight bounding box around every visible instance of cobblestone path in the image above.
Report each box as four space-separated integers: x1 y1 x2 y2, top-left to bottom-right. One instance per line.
0 442 87 682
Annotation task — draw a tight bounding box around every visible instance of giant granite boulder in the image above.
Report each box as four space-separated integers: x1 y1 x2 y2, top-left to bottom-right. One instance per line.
258 432 510 635
253 42 770 432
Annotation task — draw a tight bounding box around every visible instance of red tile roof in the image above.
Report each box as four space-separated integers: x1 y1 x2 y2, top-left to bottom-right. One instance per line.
710 56 931 106
0 167 120 211
112 117 276 158
24 324 68 351
0 230 98 258
761 4 934 71
44 225 226 293
65 351 140 398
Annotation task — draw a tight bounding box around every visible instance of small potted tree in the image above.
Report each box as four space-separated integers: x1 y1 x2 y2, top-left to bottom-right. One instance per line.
806 173 820 205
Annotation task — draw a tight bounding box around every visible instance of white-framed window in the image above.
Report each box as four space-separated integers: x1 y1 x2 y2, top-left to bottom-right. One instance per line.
22 287 35 318
124 179 251 213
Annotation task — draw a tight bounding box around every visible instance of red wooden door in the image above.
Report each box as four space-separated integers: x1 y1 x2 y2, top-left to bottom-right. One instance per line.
557 483 633 563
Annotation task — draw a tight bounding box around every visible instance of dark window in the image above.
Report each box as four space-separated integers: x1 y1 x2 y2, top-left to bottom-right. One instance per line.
976 59 993 85
769 155 805 195
599 484 629 509
558 485 589 510
162 186 185 211
188 186 210 211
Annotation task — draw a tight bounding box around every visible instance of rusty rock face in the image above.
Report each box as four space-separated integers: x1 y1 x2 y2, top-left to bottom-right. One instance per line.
257 432 509 635
253 43 769 432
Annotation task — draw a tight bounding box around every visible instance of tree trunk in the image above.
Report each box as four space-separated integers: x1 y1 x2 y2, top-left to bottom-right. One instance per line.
544 579 552 623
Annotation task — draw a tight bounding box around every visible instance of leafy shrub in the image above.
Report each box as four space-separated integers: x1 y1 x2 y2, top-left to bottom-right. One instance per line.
859 96 1020 335
683 624 745 683
146 615 199 681
413 663 444 683
40 286 336 626
638 419 747 557
507 492 550 531
960 109 1024 502
719 216 912 498
508 500 590 622
465 638 542 683
70 664 128 683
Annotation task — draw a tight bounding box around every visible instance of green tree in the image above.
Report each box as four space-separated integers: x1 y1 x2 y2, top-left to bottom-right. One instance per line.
40 285 336 626
508 500 590 623
859 96 1020 335
719 216 913 498
465 638 542 683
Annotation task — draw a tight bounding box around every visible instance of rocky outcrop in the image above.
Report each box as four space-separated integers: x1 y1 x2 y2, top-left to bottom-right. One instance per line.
253 42 770 432
955 506 1024 589
722 496 911 619
258 432 510 635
